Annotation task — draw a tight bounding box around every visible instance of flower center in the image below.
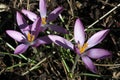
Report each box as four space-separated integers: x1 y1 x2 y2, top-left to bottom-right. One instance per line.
42 17 46 25
78 43 88 54
27 32 35 42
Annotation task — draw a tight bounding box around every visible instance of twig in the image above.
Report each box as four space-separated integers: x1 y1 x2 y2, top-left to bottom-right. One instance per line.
13 0 17 8
95 63 120 67
20 0 23 4
22 55 51 76
86 3 120 30
27 0 30 10
67 0 74 17
97 0 115 7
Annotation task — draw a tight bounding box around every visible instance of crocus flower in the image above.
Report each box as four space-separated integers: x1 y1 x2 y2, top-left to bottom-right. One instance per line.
6 12 52 54
21 0 67 33
48 18 111 73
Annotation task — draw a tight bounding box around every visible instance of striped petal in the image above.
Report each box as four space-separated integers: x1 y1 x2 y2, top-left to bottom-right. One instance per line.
87 29 109 49
31 17 41 38
14 44 29 54
6 30 26 42
21 9 38 21
16 12 28 32
49 24 67 34
47 6 63 22
81 56 97 73
48 35 74 50
74 18 85 46
39 0 47 18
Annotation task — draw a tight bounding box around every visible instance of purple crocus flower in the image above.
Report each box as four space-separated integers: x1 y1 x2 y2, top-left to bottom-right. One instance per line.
6 12 52 54
21 0 67 33
48 18 111 73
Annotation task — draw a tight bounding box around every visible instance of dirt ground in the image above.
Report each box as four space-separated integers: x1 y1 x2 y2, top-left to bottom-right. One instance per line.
0 0 120 80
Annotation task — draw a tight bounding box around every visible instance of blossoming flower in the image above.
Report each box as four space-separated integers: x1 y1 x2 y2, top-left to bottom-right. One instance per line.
48 18 111 73
21 0 67 33
6 12 52 54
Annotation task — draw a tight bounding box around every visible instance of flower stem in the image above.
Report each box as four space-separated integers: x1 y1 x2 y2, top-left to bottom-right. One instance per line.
60 48 72 78
71 54 80 77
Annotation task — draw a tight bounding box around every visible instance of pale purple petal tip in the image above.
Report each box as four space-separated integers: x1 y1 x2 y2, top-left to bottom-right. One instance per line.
16 12 28 31
21 9 38 21
6 30 26 42
49 25 68 34
87 29 109 49
48 35 74 50
14 44 29 54
47 6 64 22
74 18 85 46
81 56 97 73
39 0 47 17
86 48 111 59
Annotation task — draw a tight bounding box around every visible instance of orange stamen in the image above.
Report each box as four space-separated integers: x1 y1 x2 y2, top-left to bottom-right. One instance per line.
78 43 88 54
27 32 35 42
42 17 46 25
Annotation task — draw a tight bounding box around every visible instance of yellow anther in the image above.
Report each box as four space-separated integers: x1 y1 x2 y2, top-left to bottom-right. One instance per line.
27 32 35 42
78 43 88 54
42 17 46 25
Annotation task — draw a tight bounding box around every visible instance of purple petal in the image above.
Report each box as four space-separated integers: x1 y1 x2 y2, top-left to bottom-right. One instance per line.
86 48 111 59
48 35 74 50
18 24 31 37
6 30 26 42
21 9 38 21
14 44 29 54
16 12 28 32
74 47 81 54
39 0 47 18
74 18 85 46
87 29 109 49
47 6 63 22
32 36 52 47
49 24 67 34
31 17 41 38
22 25 31 36
81 56 97 73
